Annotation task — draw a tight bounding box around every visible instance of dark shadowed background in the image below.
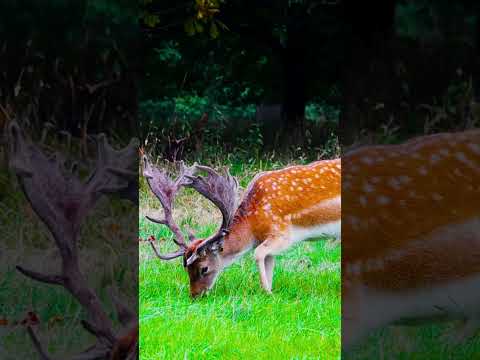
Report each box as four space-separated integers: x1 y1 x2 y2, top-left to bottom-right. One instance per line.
0 1 139 359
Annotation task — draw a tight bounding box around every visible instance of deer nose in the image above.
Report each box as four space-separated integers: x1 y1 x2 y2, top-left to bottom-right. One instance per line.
190 288 206 298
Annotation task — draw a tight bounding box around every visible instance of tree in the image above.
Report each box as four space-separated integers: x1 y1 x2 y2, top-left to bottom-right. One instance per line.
143 0 342 147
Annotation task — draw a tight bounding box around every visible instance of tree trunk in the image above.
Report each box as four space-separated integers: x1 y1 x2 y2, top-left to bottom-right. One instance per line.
340 0 397 147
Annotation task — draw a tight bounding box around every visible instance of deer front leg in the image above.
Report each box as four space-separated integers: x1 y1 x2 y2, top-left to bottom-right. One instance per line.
255 243 272 293
265 255 275 289
255 236 289 293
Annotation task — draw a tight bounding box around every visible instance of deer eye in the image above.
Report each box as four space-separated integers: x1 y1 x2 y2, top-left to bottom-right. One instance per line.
200 266 209 276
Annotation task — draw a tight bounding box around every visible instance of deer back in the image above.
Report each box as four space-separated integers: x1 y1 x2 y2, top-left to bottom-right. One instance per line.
343 129 480 290
235 159 341 240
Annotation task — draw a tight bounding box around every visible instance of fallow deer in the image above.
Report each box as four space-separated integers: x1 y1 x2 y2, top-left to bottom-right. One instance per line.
342 128 480 350
8 121 139 359
143 156 341 297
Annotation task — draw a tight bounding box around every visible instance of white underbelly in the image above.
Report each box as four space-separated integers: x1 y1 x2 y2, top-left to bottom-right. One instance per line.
289 220 341 243
366 274 480 322
344 273 480 349
344 217 480 349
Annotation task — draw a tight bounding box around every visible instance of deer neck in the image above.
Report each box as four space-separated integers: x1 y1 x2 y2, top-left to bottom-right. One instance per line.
219 217 255 268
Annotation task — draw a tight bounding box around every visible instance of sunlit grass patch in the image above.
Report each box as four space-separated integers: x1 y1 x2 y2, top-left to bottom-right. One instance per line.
139 216 341 359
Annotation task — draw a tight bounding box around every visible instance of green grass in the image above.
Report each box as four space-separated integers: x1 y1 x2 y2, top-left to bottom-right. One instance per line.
139 156 341 360
345 323 480 359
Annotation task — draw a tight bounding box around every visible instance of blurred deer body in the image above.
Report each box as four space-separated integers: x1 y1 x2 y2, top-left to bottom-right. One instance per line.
143 158 341 297
344 220 480 348
343 129 480 349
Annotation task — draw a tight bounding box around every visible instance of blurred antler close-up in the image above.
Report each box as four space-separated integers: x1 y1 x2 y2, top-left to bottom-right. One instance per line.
8 121 139 360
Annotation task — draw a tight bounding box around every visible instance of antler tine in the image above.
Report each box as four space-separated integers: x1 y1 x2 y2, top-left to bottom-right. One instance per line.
148 239 185 260
108 286 136 327
176 160 197 187
186 165 239 231
142 156 197 252
86 134 138 198
26 326 53 360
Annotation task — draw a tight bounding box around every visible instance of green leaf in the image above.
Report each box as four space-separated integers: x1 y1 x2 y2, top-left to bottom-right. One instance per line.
210 21 219 38
194 20 204 33
144 13 160 28
184 18 196 36
215 19 229 31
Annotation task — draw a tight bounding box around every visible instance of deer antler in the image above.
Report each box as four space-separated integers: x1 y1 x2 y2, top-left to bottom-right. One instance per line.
142 157 240 266
183 165 239 266
186 165 239 231
8 121 138 359
142 155 196 260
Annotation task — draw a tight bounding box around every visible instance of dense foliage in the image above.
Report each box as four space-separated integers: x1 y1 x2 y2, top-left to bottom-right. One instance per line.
1 0 479 149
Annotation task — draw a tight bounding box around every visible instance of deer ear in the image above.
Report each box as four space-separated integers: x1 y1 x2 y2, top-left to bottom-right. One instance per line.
208 237 224 253
221 229 229 237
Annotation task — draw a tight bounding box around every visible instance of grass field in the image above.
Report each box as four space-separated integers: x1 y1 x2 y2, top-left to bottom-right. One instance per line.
345 319 480 359
139 226 340 359
139 158 341 359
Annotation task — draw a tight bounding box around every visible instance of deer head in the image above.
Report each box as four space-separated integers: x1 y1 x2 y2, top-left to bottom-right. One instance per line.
142 156 239 298
8 121 139 359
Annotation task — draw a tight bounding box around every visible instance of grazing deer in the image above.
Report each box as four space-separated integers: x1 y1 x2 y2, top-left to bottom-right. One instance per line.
342 129 480 349
143 156 341 297
8 121 139 360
